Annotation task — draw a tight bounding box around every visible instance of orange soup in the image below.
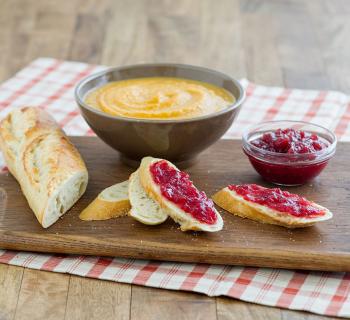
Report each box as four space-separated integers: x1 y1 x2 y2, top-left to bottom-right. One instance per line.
85 77 234 120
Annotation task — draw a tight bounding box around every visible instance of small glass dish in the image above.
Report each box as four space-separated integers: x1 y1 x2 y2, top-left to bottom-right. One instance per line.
242 120 337 186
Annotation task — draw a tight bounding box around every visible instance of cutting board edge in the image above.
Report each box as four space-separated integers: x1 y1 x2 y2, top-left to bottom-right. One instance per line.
1 232 350 272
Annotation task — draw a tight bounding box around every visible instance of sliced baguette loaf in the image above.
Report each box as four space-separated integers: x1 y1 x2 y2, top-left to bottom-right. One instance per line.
79 181 130 221
128 170 168 225
138 157 223 232
212 186 333 228
0 107 88 228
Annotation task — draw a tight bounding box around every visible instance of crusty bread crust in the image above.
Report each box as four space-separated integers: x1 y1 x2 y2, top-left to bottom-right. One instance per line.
0 107 88 228
79 198 130 221
79 181 130 221
139 156 223 232
212 187 332 228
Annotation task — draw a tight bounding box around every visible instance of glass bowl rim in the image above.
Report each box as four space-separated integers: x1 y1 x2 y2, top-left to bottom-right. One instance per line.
242 120 337 162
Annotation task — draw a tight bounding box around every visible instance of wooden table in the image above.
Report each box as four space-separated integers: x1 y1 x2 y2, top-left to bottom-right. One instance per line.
0 0 348 319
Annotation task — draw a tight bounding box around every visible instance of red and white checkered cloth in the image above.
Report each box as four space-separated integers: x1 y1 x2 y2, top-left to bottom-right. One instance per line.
0 58 349 318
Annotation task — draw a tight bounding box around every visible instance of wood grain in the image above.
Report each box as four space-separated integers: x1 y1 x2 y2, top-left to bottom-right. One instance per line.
131 286 217 320
0 137 349 272
0 264 23 320
217 298 339 320
217 297 282 320
14 269 69 320
65 276 131 320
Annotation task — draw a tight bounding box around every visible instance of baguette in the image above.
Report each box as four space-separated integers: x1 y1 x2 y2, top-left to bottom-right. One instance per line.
79 181 130 221
212 185 333 228
0 107 88 228
128 170 168 225
139 157 223 232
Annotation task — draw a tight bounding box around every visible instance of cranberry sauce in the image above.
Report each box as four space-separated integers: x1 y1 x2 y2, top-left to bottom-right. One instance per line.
245 154 328 186
150 160 217 224
251 128 328 154
228 184 325 218
245 128 332 185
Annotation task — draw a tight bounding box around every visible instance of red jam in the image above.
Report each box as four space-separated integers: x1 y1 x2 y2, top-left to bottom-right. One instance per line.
251 128 328 154
150 160 217 225
228 184 326 218
245 155 328 186
245 128 331 185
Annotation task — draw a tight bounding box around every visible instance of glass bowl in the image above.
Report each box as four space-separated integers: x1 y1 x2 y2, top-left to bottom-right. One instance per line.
242 120 337 186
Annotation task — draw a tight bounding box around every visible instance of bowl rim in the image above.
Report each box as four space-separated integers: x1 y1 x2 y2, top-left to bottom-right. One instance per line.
74 63 246 124
242 120 337 163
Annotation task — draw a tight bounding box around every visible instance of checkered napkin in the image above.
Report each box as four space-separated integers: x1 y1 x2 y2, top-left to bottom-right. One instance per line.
0 58 349 318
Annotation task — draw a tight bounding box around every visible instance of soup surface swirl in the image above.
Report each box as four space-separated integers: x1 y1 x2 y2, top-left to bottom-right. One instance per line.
85 77 235 120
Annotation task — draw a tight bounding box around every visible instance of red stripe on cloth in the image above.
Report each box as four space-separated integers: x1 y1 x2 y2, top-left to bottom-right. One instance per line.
41 255 67 271
67 255 86 273
0 61 62 108
86 257 113 278
46 67 95 103
245 83 256 97
302 91 327 122
159 263 181 288
113 259 137 281
335 102 350 137
0 88 75 102
0 251 17 264
19 62 95 75
263 89 291 121
325 273 350 315
303 272 329 311
22 254 37 268
276 271 309 308
243 93 342 105
207 265 231 296
59 110 80 128
180 264 210 291
41 65 96 127
133 261 162 285
255 269 281 303
86 128 94 135
227 267 258 298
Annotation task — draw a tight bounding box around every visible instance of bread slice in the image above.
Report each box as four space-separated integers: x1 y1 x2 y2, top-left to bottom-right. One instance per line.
138 157 223 232
128 170 168 225
212 186 333 228
79 181 130 221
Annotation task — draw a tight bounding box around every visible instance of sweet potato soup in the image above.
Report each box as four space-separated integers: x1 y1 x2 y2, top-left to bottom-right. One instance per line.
84 77 235 120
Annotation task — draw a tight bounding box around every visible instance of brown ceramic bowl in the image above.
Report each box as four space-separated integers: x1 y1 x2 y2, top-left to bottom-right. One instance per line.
75 63 245 167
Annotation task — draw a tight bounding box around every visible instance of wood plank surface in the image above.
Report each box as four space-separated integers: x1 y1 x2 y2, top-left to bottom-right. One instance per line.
131 287 217 320
65 277 131 320
0 137 349 272
0 0 349 319
14 269 69 320
0 265 23 320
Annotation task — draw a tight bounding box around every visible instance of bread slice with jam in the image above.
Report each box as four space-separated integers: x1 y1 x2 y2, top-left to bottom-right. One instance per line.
212 184 332 228
139 156 223 232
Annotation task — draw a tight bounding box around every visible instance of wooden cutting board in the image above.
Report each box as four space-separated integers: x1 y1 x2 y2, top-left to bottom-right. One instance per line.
0 137 349 271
